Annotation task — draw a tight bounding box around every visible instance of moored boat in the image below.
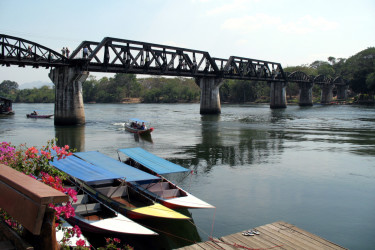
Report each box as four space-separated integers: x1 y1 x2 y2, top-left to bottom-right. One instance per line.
0 97 15 115
51 154 189 220
64 188 157 236
118 147 215 209
56 220 92 246
125 118 154 135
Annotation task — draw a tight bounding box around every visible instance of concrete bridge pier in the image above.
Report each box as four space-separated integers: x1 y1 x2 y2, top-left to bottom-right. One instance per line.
320 84 334 104
49 66 89 125
270 81 287 109
298 82 314 106
196 77 223 114
336 85 348 100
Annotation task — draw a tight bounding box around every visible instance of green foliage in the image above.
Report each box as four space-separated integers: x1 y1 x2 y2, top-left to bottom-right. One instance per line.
343 47 375 94
366 72 375 93
141 77 200 103
0 80 19 99
15 86 55 103
220 80 269 103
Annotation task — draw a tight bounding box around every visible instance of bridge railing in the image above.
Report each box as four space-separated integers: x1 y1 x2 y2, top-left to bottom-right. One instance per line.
0 34 68 68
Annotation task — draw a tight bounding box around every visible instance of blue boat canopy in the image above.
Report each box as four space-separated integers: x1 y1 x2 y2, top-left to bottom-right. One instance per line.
50 155 122 182
74 151 160 182
118 147 189 175
129 118 148 123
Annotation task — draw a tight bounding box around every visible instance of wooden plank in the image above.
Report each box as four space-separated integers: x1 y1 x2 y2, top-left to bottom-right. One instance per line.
231 232 285 250
271 222 342 250
177 221 346 250
251 227 293 250
279 221 347 250
264 223 325 250
0 164 68 204
0 179 46 235
221 234 267 249
258 224 310 249
208 237 237 250
0 164 69 235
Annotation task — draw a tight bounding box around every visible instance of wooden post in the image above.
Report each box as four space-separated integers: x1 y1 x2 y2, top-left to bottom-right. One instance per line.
0 164 68 249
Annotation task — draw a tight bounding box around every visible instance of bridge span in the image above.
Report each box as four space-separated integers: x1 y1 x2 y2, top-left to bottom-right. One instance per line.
0 34 347 125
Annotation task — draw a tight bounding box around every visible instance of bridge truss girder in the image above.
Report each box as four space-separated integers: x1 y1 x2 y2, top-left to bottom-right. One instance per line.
69 37 287 82
0 34 347 86
0 34 68 68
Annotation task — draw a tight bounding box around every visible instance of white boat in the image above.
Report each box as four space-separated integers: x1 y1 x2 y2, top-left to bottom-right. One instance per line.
118 147 215 209
56 220 91 247
66 191 157 236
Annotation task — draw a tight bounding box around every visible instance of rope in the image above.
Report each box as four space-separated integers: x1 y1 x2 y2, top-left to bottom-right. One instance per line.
210 207 216 238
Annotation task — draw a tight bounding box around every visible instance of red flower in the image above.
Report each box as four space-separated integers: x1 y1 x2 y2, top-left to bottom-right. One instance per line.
76 239 86 246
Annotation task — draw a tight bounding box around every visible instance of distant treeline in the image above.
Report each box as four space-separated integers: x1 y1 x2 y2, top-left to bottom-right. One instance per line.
1 47 374 103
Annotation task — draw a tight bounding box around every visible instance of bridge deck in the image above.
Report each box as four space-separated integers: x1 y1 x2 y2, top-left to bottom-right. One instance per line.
177 221 346 250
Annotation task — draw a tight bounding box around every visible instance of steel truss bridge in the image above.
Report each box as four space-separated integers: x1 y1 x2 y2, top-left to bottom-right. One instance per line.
0 34 345 86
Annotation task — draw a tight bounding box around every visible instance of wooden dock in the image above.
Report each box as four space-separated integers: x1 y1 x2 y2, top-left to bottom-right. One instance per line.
177 221 347 250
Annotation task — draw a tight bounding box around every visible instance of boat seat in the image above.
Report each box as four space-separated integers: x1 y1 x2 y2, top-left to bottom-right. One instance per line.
145 182 170 192
73 194 89 204
74 203 101 214
153 189 180 199
96 186 127 198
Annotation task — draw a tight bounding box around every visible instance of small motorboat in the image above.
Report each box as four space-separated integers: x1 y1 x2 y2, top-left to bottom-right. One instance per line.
26 110 53 118
118 147 215 209
125 118 154 135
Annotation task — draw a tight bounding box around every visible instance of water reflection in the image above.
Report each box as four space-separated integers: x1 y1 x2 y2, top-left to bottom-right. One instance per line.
175 114 285 173
55 125 85 152
133 133 153 143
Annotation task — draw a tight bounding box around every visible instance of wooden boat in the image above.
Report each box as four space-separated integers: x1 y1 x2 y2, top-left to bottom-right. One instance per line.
0 97 15 115
118 147 215 209
64 187 157 236
125 118 154 135
51 155 189 220
26 113 53 118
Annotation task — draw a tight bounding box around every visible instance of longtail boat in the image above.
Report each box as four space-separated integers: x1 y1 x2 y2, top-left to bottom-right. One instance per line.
59 192 157 236
117 147 214 209
125 118 154 135
51 155 189 220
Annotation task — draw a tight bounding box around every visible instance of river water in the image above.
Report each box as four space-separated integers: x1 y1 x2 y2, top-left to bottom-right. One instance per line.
1 103 374 249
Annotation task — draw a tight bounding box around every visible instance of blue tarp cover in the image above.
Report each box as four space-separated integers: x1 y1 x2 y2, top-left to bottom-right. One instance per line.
74 151 160 182
129 118 148 123
118 147 189 175
50 155 122 182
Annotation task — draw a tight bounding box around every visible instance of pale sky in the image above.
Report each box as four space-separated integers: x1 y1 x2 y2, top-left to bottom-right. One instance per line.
1 0 374 86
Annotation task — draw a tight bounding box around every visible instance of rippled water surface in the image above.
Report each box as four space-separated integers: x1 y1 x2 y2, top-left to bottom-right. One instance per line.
1 103 375 249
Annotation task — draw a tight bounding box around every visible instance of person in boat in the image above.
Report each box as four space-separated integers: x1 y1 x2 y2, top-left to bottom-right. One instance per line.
32 110 38 115
140 122 147 130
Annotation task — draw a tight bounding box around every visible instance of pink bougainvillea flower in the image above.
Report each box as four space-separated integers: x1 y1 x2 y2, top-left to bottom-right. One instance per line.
76 239 86 246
